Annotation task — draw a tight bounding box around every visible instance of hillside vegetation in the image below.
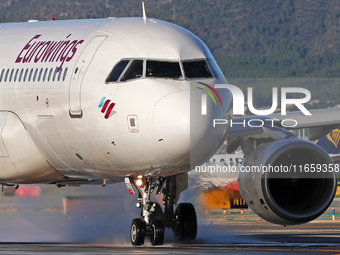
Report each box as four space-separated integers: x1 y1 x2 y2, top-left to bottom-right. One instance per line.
1 0 340 107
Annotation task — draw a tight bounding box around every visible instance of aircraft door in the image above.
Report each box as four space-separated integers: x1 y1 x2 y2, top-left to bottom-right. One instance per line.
69 36 107 117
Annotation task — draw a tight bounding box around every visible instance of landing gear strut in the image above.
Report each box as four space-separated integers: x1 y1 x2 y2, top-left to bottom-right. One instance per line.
125 173 197 246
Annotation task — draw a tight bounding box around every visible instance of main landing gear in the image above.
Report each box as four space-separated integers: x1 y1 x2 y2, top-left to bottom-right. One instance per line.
125 173 197 246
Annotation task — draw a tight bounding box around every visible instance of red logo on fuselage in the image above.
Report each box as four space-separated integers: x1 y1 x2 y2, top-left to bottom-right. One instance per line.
15 34 84 72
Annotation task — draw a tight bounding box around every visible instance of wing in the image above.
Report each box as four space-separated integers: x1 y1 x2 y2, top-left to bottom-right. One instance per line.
228 107 340 144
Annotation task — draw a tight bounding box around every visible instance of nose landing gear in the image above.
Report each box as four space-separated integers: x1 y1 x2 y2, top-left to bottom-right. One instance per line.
125 173 197 246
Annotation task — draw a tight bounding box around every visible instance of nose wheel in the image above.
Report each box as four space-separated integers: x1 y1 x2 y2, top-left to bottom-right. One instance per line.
130 218 146 246
150 219 164 245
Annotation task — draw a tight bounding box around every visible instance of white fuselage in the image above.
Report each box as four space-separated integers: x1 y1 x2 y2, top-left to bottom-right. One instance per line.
0 18 231 184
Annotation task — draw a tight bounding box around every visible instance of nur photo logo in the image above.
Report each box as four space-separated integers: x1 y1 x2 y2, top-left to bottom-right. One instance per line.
196 82 223 115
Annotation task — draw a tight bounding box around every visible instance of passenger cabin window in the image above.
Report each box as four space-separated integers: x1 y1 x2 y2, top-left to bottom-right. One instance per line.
28 68 33 82
24 68 28 82
43 68 48 81
38 68 43 81
19 69 23 82
58 68 62 81
0 69 4 82
106 60 129 83
182 60 213 79
63 68 68 81
146 61 182 79
33 68 38 82
9 69 14 82
120 60 143 81
4 69 9 82
52 67 57 81
48 68 53 81
14 69 18 82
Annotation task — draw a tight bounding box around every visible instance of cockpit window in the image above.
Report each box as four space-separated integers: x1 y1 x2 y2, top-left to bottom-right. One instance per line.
121 60 143 81
106 58 221 83
207 59 225 79
182 60 213 79
146 61 182 78
106 60 129 83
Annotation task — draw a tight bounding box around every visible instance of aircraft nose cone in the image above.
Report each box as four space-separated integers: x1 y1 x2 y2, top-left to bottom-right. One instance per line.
153 90 190 160
153 89 229 166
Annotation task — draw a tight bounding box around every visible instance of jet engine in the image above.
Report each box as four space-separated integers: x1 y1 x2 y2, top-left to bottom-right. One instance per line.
238 138 337 225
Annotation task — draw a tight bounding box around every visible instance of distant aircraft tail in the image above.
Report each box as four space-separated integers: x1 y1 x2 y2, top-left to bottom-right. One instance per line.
316 127 340 154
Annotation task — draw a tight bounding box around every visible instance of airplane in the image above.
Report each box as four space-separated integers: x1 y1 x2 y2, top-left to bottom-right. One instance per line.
0 7 339 246
316 127 340 164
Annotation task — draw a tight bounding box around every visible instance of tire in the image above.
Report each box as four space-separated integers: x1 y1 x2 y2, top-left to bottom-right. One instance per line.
150 219 164 245
175 203 197 241
151 202 165 222
130 218 146 246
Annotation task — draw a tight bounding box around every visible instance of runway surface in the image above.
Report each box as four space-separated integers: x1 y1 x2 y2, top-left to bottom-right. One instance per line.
0 186 338 254
0 207 339 254
0 220 339 254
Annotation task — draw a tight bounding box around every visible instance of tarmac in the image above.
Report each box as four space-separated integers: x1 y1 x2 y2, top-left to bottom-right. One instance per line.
0 196 338 254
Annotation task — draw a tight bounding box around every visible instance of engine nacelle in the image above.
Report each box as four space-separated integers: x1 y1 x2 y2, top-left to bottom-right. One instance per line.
238 138 337 225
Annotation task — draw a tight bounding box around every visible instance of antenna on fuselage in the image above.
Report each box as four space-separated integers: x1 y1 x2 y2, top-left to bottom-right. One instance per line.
142 1 146 24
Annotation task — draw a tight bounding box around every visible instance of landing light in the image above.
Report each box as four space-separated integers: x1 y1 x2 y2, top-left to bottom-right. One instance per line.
136 179 143 187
